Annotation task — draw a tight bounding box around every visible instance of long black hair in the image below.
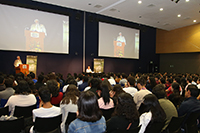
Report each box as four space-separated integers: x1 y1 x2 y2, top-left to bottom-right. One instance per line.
142 94 166 123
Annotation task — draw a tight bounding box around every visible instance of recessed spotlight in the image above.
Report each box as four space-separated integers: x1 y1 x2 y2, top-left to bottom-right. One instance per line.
177 14 181 17
193 20 197 22
185 0 189 2
160 8 163 11
88 3 91 5
138 1 142 4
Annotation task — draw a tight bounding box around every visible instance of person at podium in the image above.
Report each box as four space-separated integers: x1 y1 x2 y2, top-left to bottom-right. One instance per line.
86 66 92 73
30 19 47 36
117 32 126 46
14 56 22 67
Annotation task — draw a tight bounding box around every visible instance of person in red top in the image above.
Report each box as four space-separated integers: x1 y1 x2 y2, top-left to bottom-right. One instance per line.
47 79 63 106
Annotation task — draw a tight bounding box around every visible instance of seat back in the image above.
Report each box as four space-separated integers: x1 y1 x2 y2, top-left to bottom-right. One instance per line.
165 114 186 133
100 107 115 121
65 112 76 125
34 114 62 132
115 125 141 133
14 104 37 118
144 121 165 133
0 99 8 108
0 116 24 133
184 110 200 133
0 106 9 116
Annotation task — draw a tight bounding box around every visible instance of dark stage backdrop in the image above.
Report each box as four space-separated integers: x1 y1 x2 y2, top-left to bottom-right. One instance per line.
0 0 159 78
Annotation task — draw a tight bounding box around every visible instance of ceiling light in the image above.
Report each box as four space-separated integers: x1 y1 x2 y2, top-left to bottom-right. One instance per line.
177 14 181 17
160 8 163 11
185 0 189 2
193 20 197 22
138 1 142 4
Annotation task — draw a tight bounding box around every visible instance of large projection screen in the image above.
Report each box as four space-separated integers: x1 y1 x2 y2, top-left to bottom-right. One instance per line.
0 4 69 54
99 22 140 59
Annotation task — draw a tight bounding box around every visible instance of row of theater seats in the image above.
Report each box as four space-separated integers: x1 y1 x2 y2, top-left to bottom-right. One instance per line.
0 104 200 133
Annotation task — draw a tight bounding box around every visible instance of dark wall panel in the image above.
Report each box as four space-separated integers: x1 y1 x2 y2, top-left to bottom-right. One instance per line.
160 53 200 74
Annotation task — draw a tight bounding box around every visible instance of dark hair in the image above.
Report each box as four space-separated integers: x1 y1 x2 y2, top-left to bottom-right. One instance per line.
152 84 166 99
167 78 173 84
100 84 110 105
113 93 139 123
90 78 101 88
172 82 180 94
82 76 89 82
149 77 157 89
137 77 147 86
61 84 80 104
121 73 127 79
102 78 112 91
30 72 36 79
127 76 135 86
0 76 4 84
174 77 181 84
37 74 44 82
47 80 59 97
39 86 51 103
16 80 31 94
160 78 166 84
113 84 125 97
5 78 13 88
187 85 199 98
142 94 166 123
77 91 102 122
68 79 78 87
186 77 192 83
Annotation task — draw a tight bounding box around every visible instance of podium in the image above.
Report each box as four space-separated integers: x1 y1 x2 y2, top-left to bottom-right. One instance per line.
113 41 125 57
15 64 29 75
25 30 45 52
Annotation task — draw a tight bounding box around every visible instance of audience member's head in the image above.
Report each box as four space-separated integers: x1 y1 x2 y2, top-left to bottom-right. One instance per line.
127 76 135 87
77 91 102 122
37 74 44 82
4 78 13 88
142 94 166 122
61 84 80 104
0 76 5 85
15 80 31 94
152 84 166 99
38 86 51 103
186 85 199 98
137 77 147 90
47 80 59 97
90 78 101 88
113 93 139 123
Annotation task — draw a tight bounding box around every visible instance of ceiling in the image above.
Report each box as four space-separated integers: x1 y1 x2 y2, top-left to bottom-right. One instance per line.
34 0 200 31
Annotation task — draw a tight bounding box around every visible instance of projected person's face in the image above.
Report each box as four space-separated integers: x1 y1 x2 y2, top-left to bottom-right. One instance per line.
17 56 20 60
88 66 90 69
119 32 122 36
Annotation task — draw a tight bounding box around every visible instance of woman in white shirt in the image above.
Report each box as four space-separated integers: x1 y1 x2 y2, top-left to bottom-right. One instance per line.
139 94 166 133
60 85 80 133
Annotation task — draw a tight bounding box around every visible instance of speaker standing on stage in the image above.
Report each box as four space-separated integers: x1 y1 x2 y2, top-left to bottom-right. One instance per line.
14 56 22 67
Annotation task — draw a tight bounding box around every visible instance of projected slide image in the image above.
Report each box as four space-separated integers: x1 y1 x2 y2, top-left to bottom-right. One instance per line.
0 4 69 54
99 22 140 59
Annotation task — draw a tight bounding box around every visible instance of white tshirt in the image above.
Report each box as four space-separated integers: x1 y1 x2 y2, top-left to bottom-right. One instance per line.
139 111 152 133
123 87 138 97
30 106 61 133
108 78 116 86
5 94 37 116
32 106 61 122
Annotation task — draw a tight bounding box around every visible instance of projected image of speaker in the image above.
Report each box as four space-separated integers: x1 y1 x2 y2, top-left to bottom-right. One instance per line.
0 4 69 54
98 22 140 59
